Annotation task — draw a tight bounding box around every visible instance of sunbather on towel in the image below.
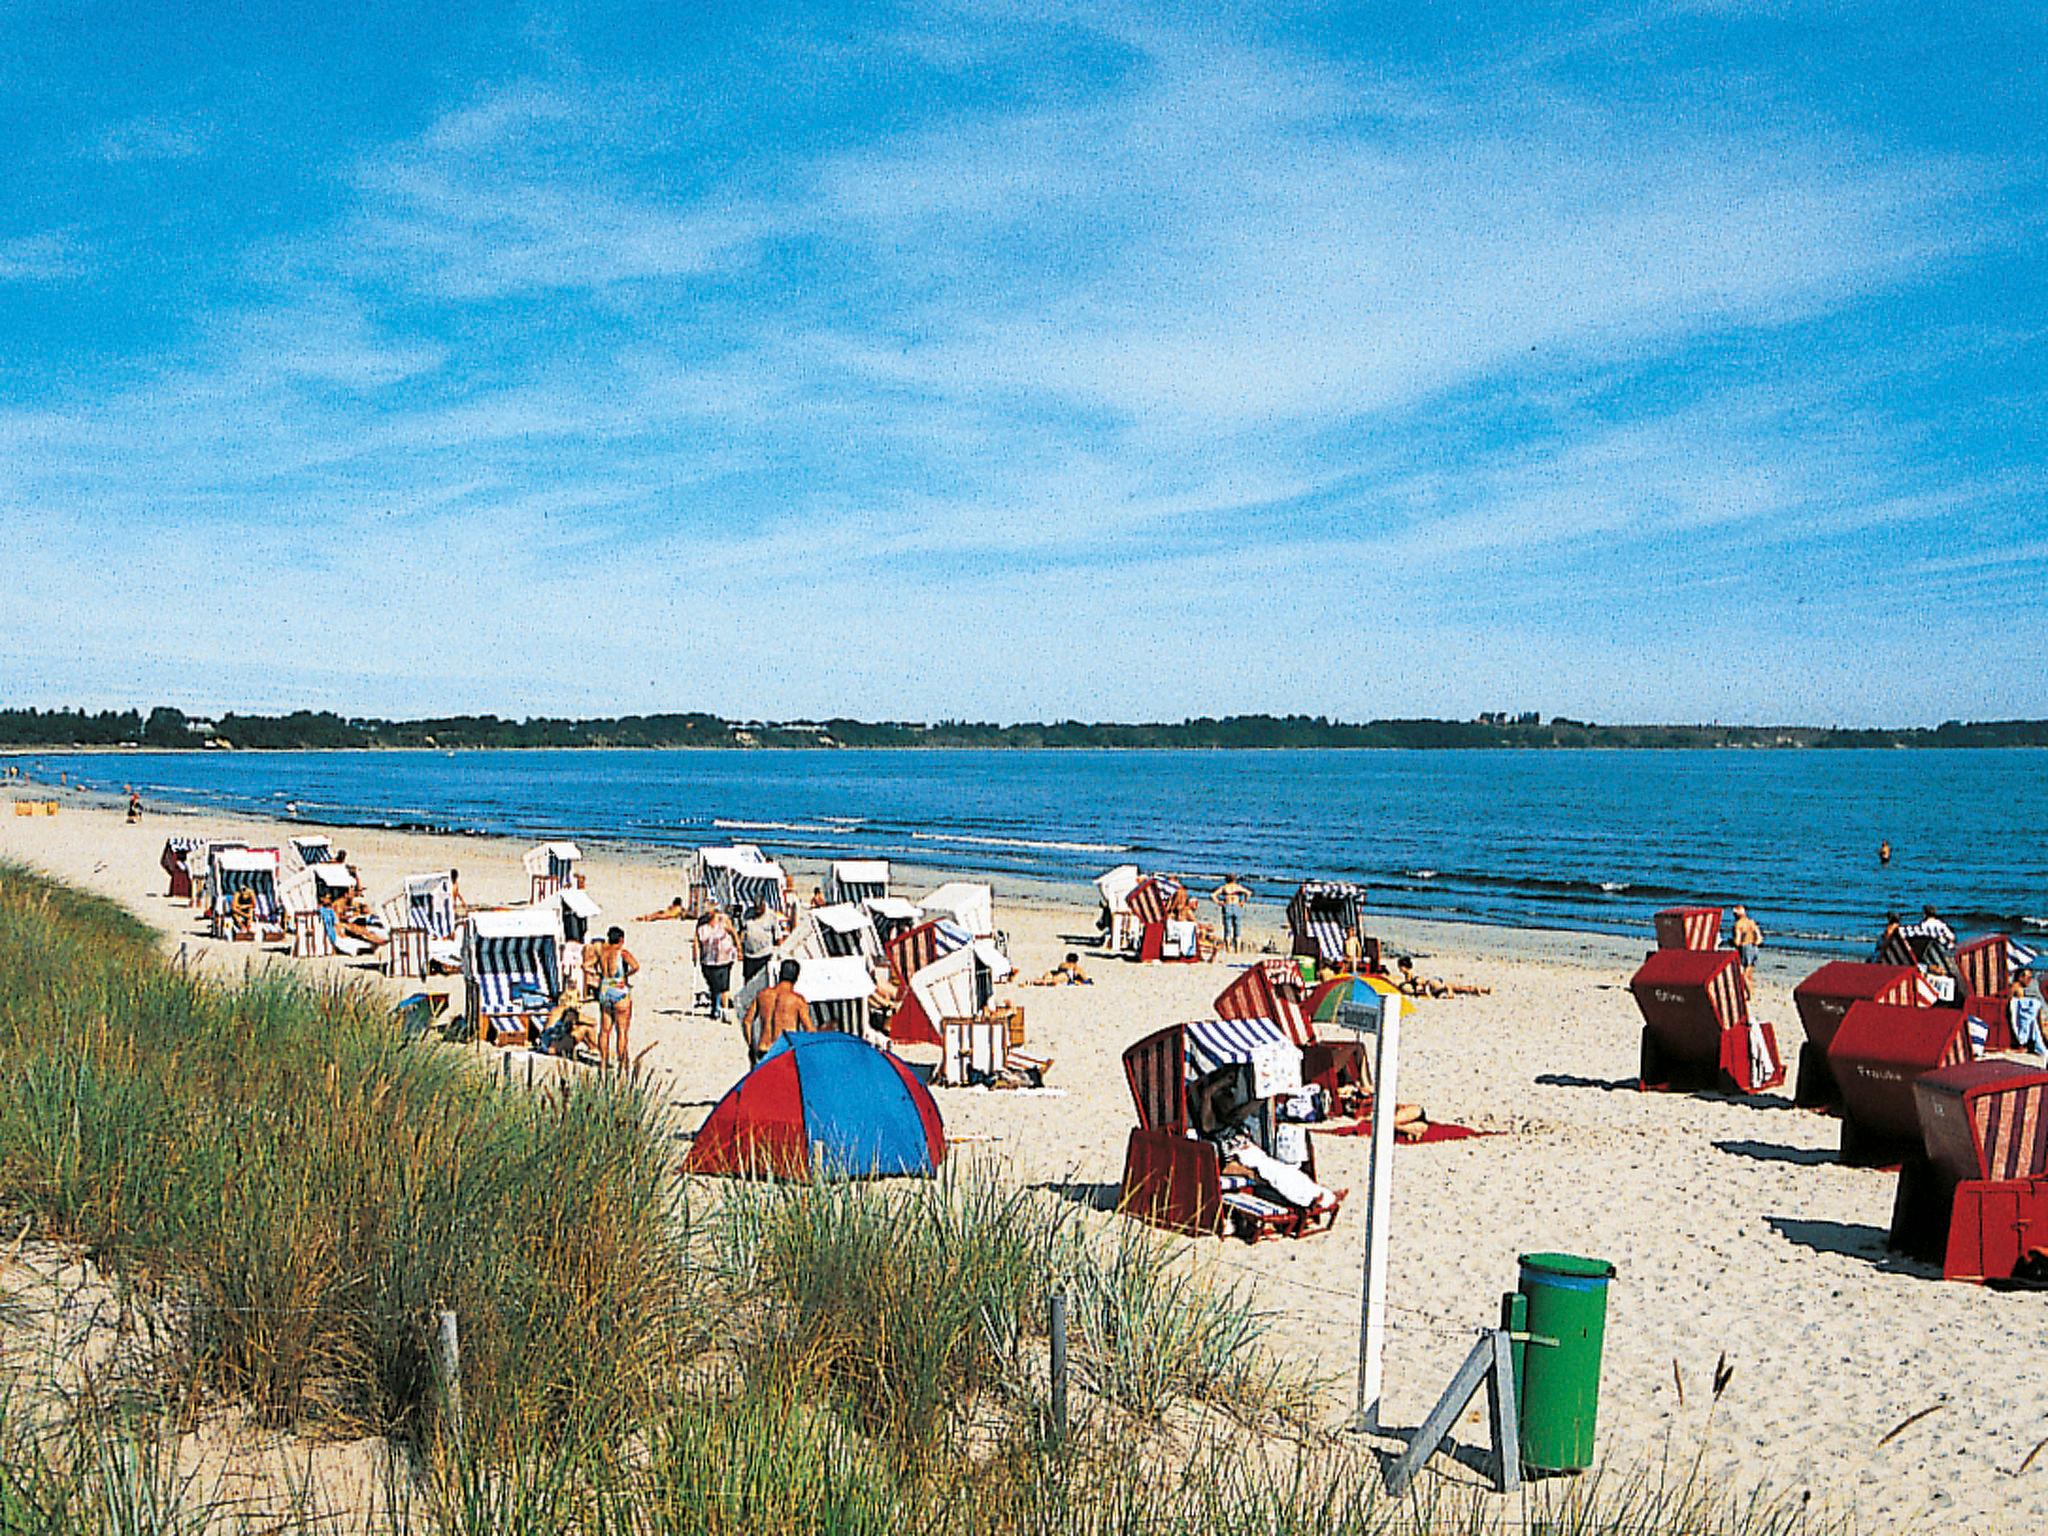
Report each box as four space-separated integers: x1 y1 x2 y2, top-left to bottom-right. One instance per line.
1027 952 1092 986
1395 956 1490 997
636 896 687 921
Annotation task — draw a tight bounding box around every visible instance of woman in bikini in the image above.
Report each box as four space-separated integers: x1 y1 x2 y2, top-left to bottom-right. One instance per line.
590 925 639 1071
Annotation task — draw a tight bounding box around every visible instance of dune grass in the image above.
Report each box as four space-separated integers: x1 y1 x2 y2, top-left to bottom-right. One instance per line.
0 862 1836 1534
0 861 690 1448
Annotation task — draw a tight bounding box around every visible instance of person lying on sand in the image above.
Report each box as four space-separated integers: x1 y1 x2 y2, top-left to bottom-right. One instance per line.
636 896 687 921
1027 952 1092 986
1395 956 1489 997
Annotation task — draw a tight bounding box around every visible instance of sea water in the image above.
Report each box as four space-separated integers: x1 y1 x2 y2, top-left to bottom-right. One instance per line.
28 747 2047 955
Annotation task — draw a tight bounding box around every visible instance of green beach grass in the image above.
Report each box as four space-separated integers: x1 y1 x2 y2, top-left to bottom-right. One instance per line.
0 862 1831 1534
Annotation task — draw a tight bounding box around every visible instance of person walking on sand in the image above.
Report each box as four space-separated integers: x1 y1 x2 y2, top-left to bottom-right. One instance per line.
125 789 141 823
740 903 780 985
589 925 639 1070
744 958 813 1065
694 906 738 1019
1212 874 1251 954
1731 905 1763 992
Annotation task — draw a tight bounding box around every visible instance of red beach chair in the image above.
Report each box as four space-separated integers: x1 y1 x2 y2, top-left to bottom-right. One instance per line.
1653 906 1723 951
1889 1060 2048 1281
1629 947 1784 1094
1214 959 1314 1045
1827 1001 1974 1166
1118 1023 1337 1242
1955 934 2025 1002
883 918 970 1046
160 837 203 899
1126 877 1199 963
1790 962 1927 1110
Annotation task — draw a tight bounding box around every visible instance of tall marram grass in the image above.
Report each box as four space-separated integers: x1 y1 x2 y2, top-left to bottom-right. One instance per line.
0 861 689 1446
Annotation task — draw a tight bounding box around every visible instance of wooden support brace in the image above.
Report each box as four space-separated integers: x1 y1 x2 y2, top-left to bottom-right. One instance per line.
1384 1328 1520 1497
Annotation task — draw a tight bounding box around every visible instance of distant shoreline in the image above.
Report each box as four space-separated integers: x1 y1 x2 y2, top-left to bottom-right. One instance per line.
7 739 2046 755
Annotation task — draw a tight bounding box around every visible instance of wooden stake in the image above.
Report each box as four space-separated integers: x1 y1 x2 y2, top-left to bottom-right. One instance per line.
434 1309 463 1451
1049 1292 1068 1441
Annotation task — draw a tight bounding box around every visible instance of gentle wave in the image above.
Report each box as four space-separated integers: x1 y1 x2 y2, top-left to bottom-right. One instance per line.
713 819 837 835
911 831 1131 854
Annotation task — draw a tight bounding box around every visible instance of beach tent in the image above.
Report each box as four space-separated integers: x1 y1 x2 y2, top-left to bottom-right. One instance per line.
864 895 923 949
826 859 889 906
696 845 787 915
794 955 875 1034
288 835 333 871
683 1032 945 1179
160 836 205 898
1288 881 1373 968
918 882 994 940
1215 959 1315 1047
523 841 583 901
892 937 1013 1048
809 903 878 960
462 906 562 1046
208 847 283 939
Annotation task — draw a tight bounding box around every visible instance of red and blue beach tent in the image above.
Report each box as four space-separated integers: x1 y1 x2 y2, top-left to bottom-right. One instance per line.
683 1031 945 1179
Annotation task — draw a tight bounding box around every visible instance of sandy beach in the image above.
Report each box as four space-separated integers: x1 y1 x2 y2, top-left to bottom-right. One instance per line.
2 795 2043 1532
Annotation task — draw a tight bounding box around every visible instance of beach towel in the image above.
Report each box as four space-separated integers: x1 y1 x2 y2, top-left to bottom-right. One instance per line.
1321 1118 1489 1144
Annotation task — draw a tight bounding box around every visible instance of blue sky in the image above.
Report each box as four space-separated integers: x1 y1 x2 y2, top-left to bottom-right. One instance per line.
2 1 2043 725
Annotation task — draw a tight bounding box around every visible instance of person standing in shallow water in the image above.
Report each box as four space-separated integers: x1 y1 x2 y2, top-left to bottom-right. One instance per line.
1879 839 1892 865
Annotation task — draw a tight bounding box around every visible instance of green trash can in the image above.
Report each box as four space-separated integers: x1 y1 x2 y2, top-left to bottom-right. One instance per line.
1513 1252 1615 1473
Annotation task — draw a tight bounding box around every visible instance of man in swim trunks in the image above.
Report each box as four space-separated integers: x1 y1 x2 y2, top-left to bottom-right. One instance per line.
744 959 812 1064
589 925 639 1070
1212 875 1250 954
1730 906 1763 991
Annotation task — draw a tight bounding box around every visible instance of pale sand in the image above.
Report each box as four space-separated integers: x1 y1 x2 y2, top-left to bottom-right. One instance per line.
3 796 2044 1532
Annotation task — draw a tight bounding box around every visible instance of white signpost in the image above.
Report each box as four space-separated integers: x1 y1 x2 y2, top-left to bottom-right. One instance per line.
1338 989 1401 1432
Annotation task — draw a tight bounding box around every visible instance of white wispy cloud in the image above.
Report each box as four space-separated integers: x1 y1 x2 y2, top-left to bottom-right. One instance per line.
0 231 79 282
91 113 211 163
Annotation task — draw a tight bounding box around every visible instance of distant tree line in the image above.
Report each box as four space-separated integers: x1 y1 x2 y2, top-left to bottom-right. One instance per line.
4 705 2047 750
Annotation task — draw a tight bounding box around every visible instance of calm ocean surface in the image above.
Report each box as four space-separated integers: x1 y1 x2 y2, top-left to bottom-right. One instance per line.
25 748 2048 955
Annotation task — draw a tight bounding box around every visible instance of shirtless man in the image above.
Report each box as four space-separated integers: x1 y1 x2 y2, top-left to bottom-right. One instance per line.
1212 875 1250 953
744 959 813 1065
1731 905 1763 991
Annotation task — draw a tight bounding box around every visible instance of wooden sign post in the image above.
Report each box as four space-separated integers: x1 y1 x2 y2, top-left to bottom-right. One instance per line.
1339 988 1402 1433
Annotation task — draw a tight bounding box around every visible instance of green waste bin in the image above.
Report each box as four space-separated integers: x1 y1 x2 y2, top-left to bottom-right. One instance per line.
1513 1252 1615 1473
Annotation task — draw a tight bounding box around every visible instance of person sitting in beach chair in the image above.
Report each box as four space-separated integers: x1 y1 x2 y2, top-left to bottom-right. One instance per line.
867 970 902 1031
228 885 259 941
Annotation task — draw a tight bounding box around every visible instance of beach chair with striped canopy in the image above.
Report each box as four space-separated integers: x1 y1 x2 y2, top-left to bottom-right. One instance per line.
523 842 583 902
188 839 244 909
1119 1019 1336 1242
1880 924 1963 1002
809 903 879 961
794 955 876 1035
888 927 994 1047
288 835 333 871
463 907 563 1047
1955 934 2038 1001
382 873 458 979
209 848 284 941
1287 881 1378 972
1652 907 1723 951
280 863 358 957
918 882 994 938
1128 876 1200 963
697 846 787 916
826 860 889 906
1629 947 1785 1095
160 836 205 899
864 895 923 950
1890 1060 2048 1282
1214 959 1315 1046
1790 961 1927 1110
